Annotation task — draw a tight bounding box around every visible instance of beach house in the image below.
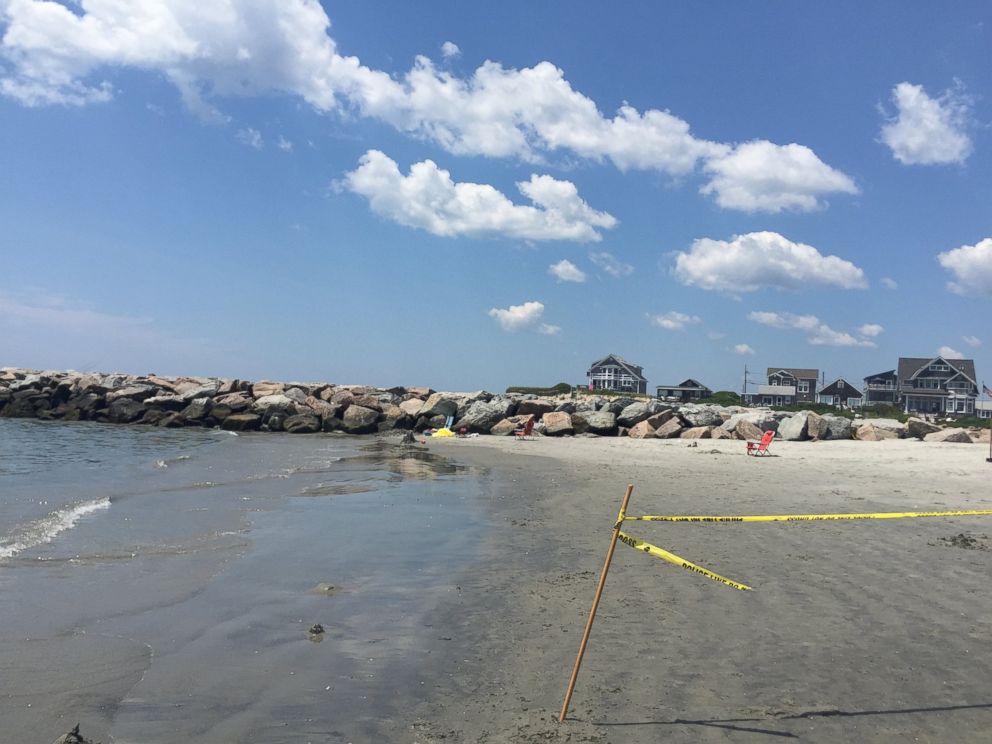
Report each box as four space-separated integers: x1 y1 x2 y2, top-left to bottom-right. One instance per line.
586 354 647 394
862 369 898 406
896 356 978 416
753 367 819 407
816 377 863 408
656 379 711 402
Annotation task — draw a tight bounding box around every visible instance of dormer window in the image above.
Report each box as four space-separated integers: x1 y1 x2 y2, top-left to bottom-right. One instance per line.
838 380 845 389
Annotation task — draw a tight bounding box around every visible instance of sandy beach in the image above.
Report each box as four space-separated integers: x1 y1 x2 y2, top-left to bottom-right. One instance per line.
411 436 992 743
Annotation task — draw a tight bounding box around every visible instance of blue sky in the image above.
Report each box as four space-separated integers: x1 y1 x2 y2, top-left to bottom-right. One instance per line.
1 1 990 393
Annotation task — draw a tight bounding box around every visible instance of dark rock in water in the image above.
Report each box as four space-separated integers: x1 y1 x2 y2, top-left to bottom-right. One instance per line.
221 413 261 431
309 623 325 634
52 724 98 744
107 398 146 424
284 414 321 433
263 410 289 432
401 430 415 444
180 398 212 422
342 404 380 434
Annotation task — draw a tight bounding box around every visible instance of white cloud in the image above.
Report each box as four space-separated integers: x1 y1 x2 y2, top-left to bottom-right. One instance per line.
589 251 633 277
650 311 702 331
937 237 992 296
880 82 972 165
701 141 858 213
938 345 963 359
276 135 293 151
548 259 586 283
440 41 460 59
748 311 875 347
0 0 855 212
733 343 755 355
707 330 725 340
880 277 899 290
236 127 263 149
537 323 560 335
488 301 553 333
858 323 884 337
963 335 981 348
672 231 867 293
342 150 616 241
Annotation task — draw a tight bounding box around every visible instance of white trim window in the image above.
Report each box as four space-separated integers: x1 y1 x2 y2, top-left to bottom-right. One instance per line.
797 381 810 393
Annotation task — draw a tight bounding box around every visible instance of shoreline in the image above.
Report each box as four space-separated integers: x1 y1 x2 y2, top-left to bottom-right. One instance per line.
406 435 992 742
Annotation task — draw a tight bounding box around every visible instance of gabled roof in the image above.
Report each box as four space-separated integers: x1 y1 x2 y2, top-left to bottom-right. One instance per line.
864 369 896 381
767 367 819 380
678 378 710 390
588 354 646 380
819 378 863 397
897 357 977 385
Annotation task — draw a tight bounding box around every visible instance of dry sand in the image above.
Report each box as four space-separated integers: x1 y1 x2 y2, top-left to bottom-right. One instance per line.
410 436 992 743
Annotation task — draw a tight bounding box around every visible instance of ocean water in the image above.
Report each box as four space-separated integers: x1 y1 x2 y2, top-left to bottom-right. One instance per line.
0 418 487 743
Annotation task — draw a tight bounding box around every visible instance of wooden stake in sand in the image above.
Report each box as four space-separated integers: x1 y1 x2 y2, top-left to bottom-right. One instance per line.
558 483 634 723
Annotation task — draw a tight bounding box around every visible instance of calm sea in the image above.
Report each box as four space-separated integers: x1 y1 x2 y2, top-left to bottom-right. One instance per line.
0 418 487 743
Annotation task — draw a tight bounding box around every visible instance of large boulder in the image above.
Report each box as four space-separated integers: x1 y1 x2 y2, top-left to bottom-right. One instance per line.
821 415 853 440
906 417 941 440
734 419 765 441
542 411 574 436
179 383 219 401
855 423 899 441
617 401 663 428
923 428 973 443
302 396 340 420
143 394 187 411
573 410 618 436
456 399 516 433
106 385 158 403
399 398 425 417
221 413 261 431
721 410 780 434
645 409 675 428
107 398 146 424
680 426 712 439
180 398 212 423
805 412 829 440
284 414 321 434
777 412 811 441
627 420 655 439
654 418 684 439
516 398 555 418
678 405 724 427
342 404 380 434
860 418 906 436
419 392 462 418
252 381 285 399
252 394 298 412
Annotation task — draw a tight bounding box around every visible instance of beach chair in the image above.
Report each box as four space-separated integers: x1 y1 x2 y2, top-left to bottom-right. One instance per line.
746 430 775 456
514 417 535 440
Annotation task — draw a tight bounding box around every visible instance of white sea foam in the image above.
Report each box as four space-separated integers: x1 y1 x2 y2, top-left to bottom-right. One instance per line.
0 497 111 560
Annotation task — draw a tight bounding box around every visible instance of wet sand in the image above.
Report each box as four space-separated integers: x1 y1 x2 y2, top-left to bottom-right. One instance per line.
414 436 992 743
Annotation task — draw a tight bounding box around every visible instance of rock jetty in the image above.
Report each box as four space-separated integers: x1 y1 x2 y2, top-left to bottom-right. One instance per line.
0 368 985 443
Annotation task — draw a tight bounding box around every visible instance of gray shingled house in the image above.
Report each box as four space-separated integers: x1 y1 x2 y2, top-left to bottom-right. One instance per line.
897 356 978 416
816 377 863 408
656 378 711 402
754 367 819 406
586 354 647 394
863 369 898 406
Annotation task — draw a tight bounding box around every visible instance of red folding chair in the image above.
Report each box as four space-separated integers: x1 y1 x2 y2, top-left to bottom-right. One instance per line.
746 430 775 456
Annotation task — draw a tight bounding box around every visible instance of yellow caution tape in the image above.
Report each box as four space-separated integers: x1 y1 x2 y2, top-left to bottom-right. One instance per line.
617 531 752 591
624 509 992 524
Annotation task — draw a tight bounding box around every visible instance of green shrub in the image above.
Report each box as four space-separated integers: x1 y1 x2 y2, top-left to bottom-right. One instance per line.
943 415 991 429
707 390 741 406
859 405 908 422
505 382 573 396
